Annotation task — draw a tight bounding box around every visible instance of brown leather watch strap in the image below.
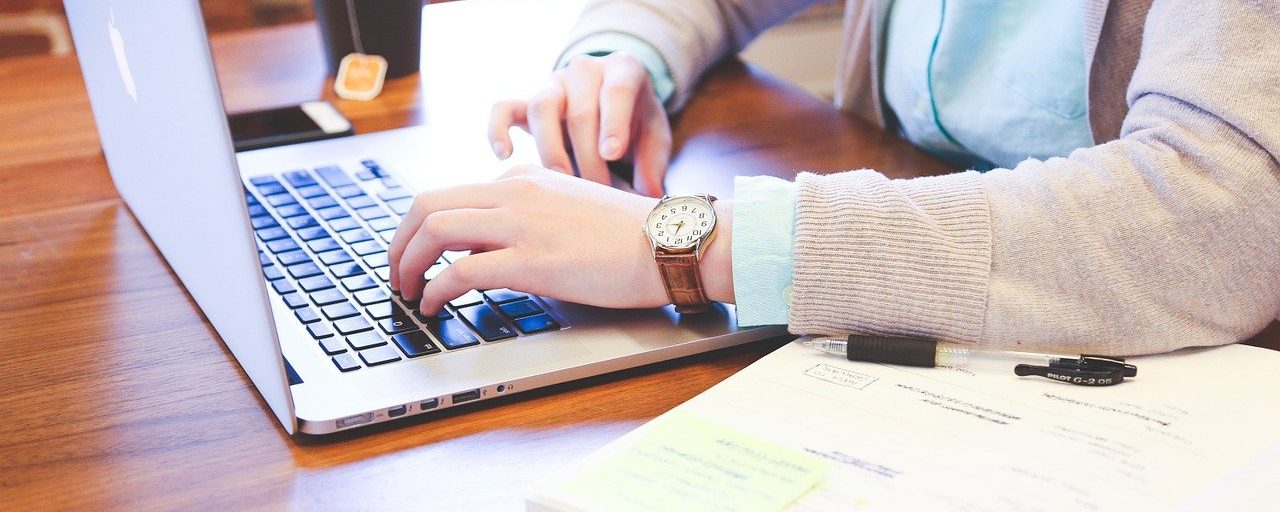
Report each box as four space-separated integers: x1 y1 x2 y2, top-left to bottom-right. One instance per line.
655 251 711 314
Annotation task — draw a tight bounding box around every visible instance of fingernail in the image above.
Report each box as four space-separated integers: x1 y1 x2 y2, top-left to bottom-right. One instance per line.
600 137 621 160
492 141 510 159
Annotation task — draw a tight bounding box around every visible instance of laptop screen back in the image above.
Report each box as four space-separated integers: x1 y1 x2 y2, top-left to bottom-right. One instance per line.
64 0 296 433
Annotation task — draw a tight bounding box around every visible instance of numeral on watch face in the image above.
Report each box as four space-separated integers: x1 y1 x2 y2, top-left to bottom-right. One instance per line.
646 197 715 249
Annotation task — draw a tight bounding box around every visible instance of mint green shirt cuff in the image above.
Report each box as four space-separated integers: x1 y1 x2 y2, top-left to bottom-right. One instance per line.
731 175 798 327
556 32 676 107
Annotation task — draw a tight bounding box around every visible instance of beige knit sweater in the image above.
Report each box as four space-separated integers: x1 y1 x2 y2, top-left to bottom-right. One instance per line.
566 0 1280 355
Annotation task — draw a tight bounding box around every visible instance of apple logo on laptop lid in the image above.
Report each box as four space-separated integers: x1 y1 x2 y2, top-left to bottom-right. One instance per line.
107 9 138 103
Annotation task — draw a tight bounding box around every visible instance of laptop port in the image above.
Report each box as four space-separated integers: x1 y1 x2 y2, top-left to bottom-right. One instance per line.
452 389 482 404
420 398 439 410
387 405 407 418
336 412 374 429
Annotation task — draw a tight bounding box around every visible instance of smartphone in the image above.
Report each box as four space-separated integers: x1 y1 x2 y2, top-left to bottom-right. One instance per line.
227 101 354 152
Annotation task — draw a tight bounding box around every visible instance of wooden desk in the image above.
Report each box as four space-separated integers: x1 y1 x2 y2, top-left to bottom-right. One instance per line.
2 4 1277 511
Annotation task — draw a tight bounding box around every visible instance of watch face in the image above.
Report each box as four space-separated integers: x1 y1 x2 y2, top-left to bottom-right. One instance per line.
646 196 715 249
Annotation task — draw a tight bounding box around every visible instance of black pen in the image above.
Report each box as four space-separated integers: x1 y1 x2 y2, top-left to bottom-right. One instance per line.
803 335 1137 386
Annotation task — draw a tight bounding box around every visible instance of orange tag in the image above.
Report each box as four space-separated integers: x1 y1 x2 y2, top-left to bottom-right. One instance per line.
334 52 387 101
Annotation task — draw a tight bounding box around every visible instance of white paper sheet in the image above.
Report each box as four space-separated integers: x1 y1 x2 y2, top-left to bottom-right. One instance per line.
532 340 1280 511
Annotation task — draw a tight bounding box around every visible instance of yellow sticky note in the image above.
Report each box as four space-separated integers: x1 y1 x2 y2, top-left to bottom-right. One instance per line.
550 413 830 512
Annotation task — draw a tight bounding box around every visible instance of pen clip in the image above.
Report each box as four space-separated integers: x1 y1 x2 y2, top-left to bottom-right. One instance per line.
1014 356 1137 386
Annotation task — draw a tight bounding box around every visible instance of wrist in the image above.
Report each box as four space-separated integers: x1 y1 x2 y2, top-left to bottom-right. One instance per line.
700 200 734 304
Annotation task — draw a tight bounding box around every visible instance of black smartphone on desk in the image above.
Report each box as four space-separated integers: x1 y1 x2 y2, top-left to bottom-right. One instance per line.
227 101 354 152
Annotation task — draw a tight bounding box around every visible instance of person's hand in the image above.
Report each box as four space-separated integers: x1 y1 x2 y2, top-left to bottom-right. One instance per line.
388 166 734 315
488 52 672 197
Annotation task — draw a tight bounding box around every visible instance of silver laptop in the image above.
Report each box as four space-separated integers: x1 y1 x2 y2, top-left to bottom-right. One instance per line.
64 0 785 436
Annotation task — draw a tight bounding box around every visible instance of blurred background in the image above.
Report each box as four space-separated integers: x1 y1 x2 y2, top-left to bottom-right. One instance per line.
1 0 844 99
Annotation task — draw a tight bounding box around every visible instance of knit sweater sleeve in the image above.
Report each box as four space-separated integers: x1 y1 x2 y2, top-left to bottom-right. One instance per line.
561 0 819 112
787 0 1280 355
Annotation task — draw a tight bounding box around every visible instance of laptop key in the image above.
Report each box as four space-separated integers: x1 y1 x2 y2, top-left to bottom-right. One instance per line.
249 175 278 186
365 301 399 320
354 288 389 306
346 331 387 350
345 194 375 209
358 345 401 366
287 215 319 230
392 331 440 358
449 289 485 308
281 292 307 309
427 318 480 350
295 307 320 324
283 170 316 187
351 240 382 256
376 313 417 335
342 275 378 292
298 276 335 292
315 165 354 187
276 203 309 219
379 231 395 243
307 322 334 339
319 250 353 266
256 182 286 196
297 226 329 242
319 337 348 355
368 217 397 232
265 193 297 207
514 314 560 334
330 262 364 279
265 238 299 254
340 229 372 244
322 302 360 320
310 288 346 306
247 204 269 218
498 299 543 319
263 265 285 281
251 215 279 230
308 237 341 253
378 187 412 201
259 251 272 266
335 316 374 335
308 195 338 210
458 304 517 341
271 280 296 294
286 262 323 279
327 217 360 233
483 289 528 304
423 262 447 281
295 185 327 199
277 250 310 266
356 170 376 181
413 307 453 323
363 252 388 268
333 184 363 198
386 197 414 215
317 206 349 221
256 227 288 242
331 352 361 372
375 267 391 282
355 206 388 221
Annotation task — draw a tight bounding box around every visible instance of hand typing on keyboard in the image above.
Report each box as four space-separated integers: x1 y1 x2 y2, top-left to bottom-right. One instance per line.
387 165 735 315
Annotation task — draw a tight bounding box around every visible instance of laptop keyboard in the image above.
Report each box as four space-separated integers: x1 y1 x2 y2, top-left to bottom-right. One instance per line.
246 159 565 373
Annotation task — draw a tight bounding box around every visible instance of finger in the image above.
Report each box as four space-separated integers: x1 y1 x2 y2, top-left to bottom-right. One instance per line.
561 70 611 185
419 249 523 314
488 100 528 159
632 94 672 197
397 208 511 302
388 185 510 291
597 56 647 160
525 82 574 173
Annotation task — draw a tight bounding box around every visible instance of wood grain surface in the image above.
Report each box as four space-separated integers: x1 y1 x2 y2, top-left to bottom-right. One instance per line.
2 4 1276 511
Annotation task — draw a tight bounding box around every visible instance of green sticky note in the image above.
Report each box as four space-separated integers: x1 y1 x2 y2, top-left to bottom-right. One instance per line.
551 412 830 512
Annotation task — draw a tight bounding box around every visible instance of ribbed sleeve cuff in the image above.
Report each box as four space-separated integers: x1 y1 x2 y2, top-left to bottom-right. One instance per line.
560 1 712 112
789 170 992 341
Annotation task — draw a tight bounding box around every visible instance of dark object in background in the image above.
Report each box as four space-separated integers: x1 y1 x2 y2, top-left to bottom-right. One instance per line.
313 0 424 79
228 101 355 152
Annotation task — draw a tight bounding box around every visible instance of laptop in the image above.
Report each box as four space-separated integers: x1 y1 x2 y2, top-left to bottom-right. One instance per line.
64 0 786 437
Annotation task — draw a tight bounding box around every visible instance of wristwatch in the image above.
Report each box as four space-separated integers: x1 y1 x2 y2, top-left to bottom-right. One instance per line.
643 194 718 314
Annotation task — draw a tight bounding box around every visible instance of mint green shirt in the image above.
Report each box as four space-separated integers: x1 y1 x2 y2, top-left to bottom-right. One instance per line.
567 1 1094 326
